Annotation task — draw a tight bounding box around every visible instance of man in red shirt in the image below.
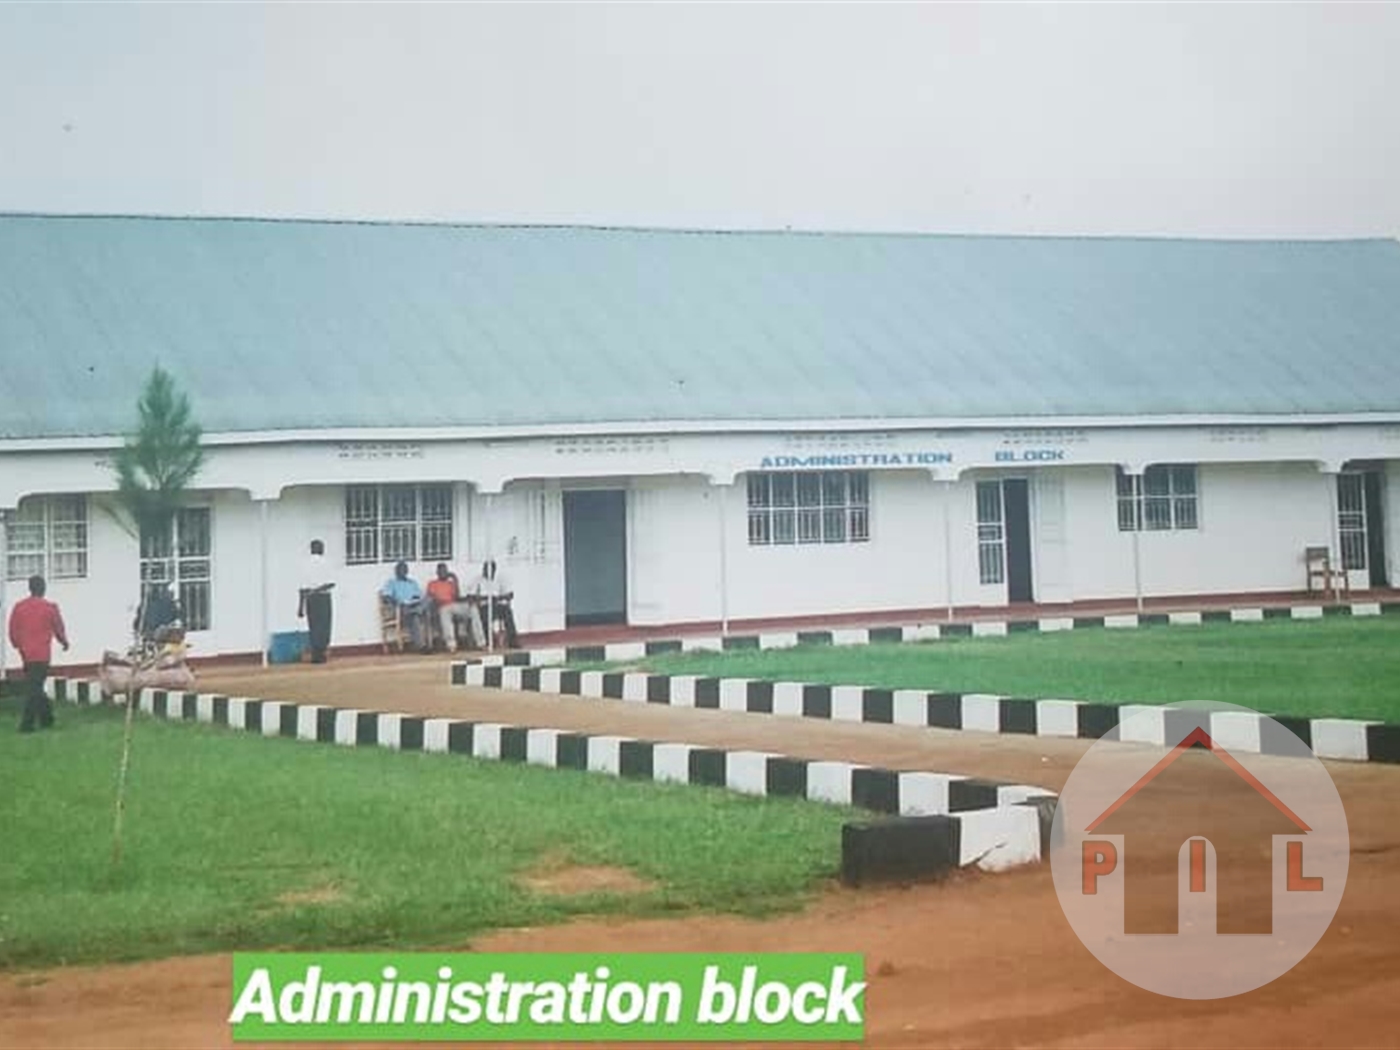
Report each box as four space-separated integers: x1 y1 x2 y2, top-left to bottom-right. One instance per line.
7 575 70 733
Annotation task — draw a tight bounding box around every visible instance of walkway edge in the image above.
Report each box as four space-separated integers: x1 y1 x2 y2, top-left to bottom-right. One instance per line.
45 676 1057 879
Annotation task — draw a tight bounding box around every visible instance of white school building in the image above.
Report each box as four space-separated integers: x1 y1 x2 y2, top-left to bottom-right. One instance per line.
2 215 1398 670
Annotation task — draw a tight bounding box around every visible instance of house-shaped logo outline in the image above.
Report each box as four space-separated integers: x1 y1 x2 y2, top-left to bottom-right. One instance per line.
1085 726 1311 834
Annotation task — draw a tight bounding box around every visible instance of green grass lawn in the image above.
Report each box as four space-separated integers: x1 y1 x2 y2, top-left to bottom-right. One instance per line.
593 619 1400 723
0 696 853 971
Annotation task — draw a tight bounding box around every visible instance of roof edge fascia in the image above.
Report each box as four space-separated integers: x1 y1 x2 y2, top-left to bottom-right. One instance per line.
3 412 1400 454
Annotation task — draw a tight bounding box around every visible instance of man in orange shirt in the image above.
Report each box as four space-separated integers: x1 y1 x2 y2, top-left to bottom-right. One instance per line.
426 563 482 652
7 575 70 733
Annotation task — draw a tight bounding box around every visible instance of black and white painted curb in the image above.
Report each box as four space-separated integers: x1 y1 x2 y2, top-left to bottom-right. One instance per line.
454 664 1400 765
44 676 1055 877
456 600 1400 672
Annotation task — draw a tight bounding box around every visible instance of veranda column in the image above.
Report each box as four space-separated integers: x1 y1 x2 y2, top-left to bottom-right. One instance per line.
717 481 730 637
485 492 496 652
942 478 955 621
1325 468 1343 602
1125 468 1145 614
258 499 271 668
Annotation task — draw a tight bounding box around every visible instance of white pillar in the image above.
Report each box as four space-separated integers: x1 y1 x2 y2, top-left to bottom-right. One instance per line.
942 479 955 621
717 482 730 636
1127 469 1145 613
1326 469 1342 601
259 500 270 667
1131 525 1145 613
486 492 496 651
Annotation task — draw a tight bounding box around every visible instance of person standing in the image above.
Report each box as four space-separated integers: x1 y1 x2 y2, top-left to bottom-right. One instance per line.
297 539 336 663
7 575 69 733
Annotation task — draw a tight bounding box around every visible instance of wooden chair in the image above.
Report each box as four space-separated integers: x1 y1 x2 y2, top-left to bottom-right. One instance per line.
379 596 408 654
1304 546 1349 600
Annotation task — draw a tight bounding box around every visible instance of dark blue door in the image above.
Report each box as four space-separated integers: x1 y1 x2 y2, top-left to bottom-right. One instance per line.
564 490 628 626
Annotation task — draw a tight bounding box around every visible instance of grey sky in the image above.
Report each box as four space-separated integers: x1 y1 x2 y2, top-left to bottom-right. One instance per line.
2 3 1398 237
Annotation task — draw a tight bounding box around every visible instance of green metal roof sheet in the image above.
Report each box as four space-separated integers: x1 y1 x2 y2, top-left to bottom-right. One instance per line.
2 215 1399 440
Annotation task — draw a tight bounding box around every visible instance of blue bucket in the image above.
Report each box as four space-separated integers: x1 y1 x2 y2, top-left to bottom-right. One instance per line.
268 631 310 664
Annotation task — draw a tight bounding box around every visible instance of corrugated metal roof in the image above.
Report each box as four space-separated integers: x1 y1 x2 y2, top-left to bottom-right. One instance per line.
2 214 1399 440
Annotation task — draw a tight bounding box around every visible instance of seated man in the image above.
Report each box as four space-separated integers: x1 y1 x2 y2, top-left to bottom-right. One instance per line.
134 584 183 644
426 562 483 652
466 559 520 649
380 561 431 653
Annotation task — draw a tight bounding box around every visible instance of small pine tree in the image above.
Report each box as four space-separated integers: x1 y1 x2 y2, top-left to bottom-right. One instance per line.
113 366 205 550
108 365 204 870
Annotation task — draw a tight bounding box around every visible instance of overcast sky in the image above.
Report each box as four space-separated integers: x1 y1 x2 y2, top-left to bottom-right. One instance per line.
1 3 1398 238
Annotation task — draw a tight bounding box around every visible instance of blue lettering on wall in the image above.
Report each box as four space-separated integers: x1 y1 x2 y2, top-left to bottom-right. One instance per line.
994 449 1067 463
758 452 954 470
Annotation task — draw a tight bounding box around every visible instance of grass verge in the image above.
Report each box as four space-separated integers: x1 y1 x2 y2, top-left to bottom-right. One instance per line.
0 697 853 971
581 619 1400 722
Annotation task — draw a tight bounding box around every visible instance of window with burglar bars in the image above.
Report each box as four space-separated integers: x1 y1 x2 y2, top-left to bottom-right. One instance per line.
140 507 212 631
1337 472 1368 571
344 484 454 565
1116 466 1199 531
746 471 870 546
975 481 1005 586
4 495 88 581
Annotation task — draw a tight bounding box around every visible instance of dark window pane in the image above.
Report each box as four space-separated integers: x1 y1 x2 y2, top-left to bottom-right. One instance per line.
420 485 453 521
976 482 1002 524
382 523 417 562
421 521 453 560
747 511 770 545
180 581 211 631
381 485 417 522
797 474 822 507
346 486 378 523
1143 466 1171 497
1144 496 1172 530
177 508 211 557
771 473 796 507
346 527 378 565
822 508 846 542
772 509 796 544
1117 498 1139 532
979 543 1004 585
797 508 822 542
821 472 846 506
747 474 770 509
849 507 869 542
848 472 869 507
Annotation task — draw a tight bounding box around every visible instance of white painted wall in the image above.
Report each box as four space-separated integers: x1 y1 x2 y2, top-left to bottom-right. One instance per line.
1058 462 1335 601
5 455 1397 672
720 470 951 620
625 475 722 626
38 495 140 667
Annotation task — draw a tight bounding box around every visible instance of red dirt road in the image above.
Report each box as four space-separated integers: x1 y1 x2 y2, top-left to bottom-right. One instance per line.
3 657 1398 1048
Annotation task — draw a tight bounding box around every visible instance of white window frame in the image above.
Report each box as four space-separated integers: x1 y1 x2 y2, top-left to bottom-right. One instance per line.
746 471 870 547
1116 465 1199 532
344 484 454 565
4 495 89 581
140 506 213 631
1337 471 1368 572
975 480 1006 585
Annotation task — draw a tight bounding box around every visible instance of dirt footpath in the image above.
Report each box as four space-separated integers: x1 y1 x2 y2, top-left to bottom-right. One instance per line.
2 656 1398 1049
